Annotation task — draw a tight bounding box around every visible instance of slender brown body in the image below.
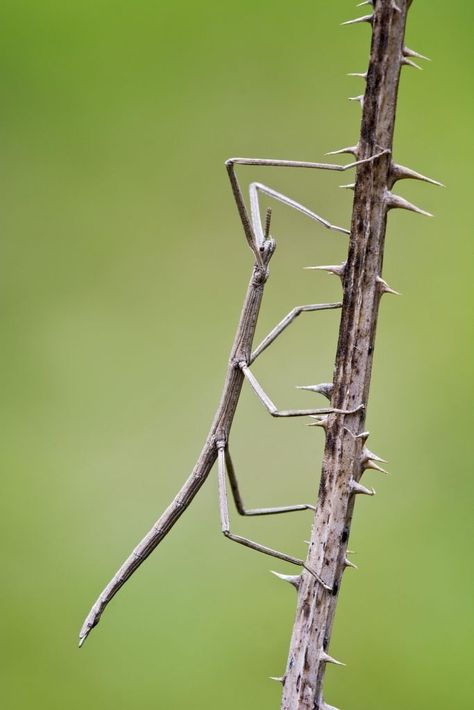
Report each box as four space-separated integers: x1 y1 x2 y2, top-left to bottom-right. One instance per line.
79 142 394 648
79 250 271 645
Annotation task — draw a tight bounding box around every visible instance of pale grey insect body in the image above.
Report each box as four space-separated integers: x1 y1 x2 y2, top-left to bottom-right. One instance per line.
79 150 387 647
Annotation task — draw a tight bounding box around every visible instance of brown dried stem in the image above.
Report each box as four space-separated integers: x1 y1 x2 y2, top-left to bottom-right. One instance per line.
281 2 421 707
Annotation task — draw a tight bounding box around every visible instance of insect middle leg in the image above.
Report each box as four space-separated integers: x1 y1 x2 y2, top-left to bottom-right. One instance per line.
224 445 315 517
241 363 362 418
250 301 342 363
216 442 331 590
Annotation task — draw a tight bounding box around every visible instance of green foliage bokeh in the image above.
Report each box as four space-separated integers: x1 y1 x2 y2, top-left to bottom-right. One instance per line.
1 1 472 708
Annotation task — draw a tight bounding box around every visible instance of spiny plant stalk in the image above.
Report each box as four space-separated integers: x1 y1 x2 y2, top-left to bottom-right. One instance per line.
280 1 439 708
79 2 440 707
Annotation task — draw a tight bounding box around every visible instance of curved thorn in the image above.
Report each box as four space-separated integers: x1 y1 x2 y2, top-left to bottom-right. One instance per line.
376 275 401 297
304 263 345 278
326 145 359 157
308 415 329 430
362 447 387 464
271 570 301 589
296 383 334 399
319 650 346 667
385 191 433 217
339 183 355 190
365 460 390 475
402 57 423 70
341 14 373 26
344 557 358 570
404 46 431 61
350 479 376 496
391 163 444 187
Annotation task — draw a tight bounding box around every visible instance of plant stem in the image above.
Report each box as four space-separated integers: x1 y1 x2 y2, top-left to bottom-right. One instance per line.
281 2 412 707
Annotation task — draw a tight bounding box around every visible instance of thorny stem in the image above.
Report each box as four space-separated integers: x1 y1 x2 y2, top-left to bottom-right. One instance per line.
281 2 421 707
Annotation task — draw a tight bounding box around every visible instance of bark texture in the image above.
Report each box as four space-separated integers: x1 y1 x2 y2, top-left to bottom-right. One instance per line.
282 2 411 707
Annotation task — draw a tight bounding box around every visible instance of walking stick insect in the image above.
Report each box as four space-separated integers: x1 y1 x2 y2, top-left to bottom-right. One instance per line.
79 148 388 647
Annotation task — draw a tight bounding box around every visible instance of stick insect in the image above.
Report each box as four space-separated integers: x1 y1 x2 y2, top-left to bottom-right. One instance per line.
79 148 388 647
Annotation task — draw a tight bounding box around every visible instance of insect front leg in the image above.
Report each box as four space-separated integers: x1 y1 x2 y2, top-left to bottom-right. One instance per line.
226 149 390 251
248 181 350 242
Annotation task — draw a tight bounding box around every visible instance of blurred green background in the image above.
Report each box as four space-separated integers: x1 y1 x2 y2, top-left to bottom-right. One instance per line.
1 1 472 708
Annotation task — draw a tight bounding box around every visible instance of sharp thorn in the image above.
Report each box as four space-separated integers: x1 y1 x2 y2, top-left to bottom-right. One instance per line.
402 57 423 70
269 676 285 684
78 636 86 648
362 447 387 463
304 263 345 278
391 1 401 12
356 0 372 6
296 383 334 399
308 415 329 430
350 479 376 496
322 704 342 710
341 14 374 26
271 570 301 589
326 145 359 157
364 460 390 475
355 430 370 442
376 275 401 297
385 191 433 217
348 95 364 105
404 46 431 61
347 71 367 79
344 557 358 570
391 163 444 187
339 183 355 190
319 650 346 667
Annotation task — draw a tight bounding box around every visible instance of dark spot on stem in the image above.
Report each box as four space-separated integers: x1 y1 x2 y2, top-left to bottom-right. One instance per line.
318 474 327 505
326 429 336 457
